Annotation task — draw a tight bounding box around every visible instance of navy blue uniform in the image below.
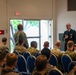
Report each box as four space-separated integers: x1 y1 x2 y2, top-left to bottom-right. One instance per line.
63 29 76 51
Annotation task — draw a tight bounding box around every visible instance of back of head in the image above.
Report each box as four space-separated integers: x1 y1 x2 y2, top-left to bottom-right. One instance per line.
74 44 76 47
31 41 37 48
41 48 51 60
35 55 47 71
0 51 6 62
74 44 76 50
55 40 61 47
43 41 49 48
6 53 18 66
67 41 74 48
17 24 23 30
2 37 7 42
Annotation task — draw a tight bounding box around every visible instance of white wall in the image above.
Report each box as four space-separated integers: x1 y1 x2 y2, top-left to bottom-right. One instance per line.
0 0 56 49
56 0 76 39
7 0 53 19
0 0 9 47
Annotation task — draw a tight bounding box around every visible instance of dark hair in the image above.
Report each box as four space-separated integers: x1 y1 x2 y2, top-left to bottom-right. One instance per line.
2 37 7 42
17 24 23 30
36 55 47 71
44 41 49 48
33 72 42 75
31 41 37 48
74 44 76 47
6 53 18 66
0 51 6 62
41 48 51 59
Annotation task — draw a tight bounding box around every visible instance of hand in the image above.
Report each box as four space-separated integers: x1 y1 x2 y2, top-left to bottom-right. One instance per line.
70 34 72 38
65 35 68 39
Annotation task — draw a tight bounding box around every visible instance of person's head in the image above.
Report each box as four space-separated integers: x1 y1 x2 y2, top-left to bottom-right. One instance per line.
66 23 71 30
41 48 51 60
55 40 62 48
2 37 7 45
0 51 6 66
19 38 24 45
6 53 18 68
35 55 47 71
43 41 49 48
74 44 76 51
17 24 23 30
67 41 74 50
31 41 37 48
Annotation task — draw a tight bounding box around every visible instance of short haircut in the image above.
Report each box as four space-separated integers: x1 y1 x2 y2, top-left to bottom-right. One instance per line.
43 41 49 48
55 40 61 47
74 44 76 47
31 41 37 48
66 23 71 26
2 37 7 42
0 51 6 62
35 55 47 71
41 48 51 60
6 53 18 66
17 24 23 30
67 41 74 48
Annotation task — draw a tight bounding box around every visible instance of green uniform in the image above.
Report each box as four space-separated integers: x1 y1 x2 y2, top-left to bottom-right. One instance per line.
0 45 9 51
32 63 63 75
27 47 39 55
14 45 26 54
1 68 22 75
65 50 76 61
14 31 29 48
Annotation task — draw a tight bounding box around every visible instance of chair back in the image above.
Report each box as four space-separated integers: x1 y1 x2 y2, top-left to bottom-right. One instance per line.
3 49 9 54
13 50 19 55
68 61 76 72
23 52 31 60
27 55 36 73
49 54 58 67
34 52 41 58
49 69 63 75
17 55 27 72
61 54 72 73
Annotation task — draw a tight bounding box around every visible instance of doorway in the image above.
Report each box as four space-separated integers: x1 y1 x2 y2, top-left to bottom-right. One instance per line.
10 19 53 52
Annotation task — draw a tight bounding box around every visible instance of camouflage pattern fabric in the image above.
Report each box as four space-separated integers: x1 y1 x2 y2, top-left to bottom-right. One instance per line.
14 31 29 48
14 45 26 54
64 50 76 61
0 45 9 51
27 47 39 55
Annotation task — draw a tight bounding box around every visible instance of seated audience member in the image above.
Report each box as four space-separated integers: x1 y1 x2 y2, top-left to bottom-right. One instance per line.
32 55 48 75
51 40 63 71
65 41 76 61
14 38 26 54
1 53 22 75
74 44 76 52
43 41 49 49
41 48 63 75
27 41 39 55
0 37 9 51
51 40 62 57
0 51 6 74
67 66 76 75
